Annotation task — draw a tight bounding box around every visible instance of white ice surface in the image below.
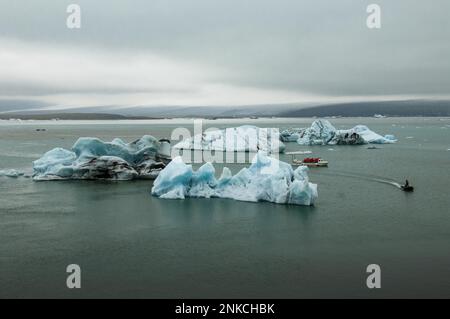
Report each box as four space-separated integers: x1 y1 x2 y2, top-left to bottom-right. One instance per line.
291 120 397 145
174 125 285 153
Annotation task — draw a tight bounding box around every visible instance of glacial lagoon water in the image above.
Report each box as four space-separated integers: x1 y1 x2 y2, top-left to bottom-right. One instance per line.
0 117 449 298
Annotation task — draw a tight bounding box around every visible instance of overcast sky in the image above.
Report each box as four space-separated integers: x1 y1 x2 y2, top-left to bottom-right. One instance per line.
0 0 449 110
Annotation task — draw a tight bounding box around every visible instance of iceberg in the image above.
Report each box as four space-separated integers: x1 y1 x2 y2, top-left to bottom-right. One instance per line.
152 152 318 206
296 120 338 145
0 169 24 178
173 125 285 153
384 135 397 142
33 136 171 180
291 120 396 145
280 128 305 142
337 125 397 144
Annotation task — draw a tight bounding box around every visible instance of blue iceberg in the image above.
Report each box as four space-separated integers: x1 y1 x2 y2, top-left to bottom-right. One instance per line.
296 120 338 145
280 128 305 142
33 136 171 180
284 119 397 145
152 152 318 206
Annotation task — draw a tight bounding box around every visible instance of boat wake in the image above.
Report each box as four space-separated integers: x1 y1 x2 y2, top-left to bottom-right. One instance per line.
313 170 403 189
372 178 402 189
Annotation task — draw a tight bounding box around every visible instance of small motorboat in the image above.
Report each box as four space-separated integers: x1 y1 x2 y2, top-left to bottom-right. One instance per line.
400 179 414 192
293 157 329 167
401 185 414 192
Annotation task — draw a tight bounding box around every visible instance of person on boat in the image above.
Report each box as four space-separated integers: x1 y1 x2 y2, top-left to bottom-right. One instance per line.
404 179 409 187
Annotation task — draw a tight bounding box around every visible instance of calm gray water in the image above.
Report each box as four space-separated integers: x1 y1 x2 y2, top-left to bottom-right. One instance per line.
0 117 449 298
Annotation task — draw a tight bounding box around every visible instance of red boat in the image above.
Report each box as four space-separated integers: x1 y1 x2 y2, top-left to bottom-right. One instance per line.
293 157 329 167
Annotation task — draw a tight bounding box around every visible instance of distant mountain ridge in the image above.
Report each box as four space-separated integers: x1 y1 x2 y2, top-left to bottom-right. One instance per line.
0 113 151 120
1 99 449 120
278 100 450 117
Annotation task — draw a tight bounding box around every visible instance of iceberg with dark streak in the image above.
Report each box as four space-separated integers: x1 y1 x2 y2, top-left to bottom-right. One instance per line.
280 128 305 142
283 120 397 145
152 152 318 206
33 136 171 180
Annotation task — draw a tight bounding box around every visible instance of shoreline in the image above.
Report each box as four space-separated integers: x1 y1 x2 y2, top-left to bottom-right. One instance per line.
1 115 449 126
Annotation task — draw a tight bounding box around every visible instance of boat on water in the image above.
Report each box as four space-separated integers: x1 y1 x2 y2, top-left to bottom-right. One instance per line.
401 185 414 192
292 157 328 167
400 179 414 192
295 157 329 167
285 152 328 167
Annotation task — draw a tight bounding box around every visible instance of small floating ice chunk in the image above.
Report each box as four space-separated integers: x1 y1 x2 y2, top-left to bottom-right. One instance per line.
285 150 312 155
0 169 24 178
152 152 318 206
384 134 397 141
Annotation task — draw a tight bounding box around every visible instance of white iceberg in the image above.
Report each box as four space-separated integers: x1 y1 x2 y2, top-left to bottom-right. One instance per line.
291 120 396 145
338 125 397 144
173 125 285 153
384 134 397 142
0 169 24 178
33 136 171 180
280 128 304 142
152 152 318 206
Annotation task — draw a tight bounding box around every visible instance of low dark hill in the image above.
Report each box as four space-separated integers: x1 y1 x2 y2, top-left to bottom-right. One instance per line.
0 113 154 120
278 100 450 117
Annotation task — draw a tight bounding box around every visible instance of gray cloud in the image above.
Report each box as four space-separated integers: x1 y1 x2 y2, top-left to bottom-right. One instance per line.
0 0 449 108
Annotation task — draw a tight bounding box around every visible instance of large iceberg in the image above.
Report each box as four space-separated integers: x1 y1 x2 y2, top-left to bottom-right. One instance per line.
152 152 318 206
33 136 171 180
173 125 285 153
286 120 396 145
